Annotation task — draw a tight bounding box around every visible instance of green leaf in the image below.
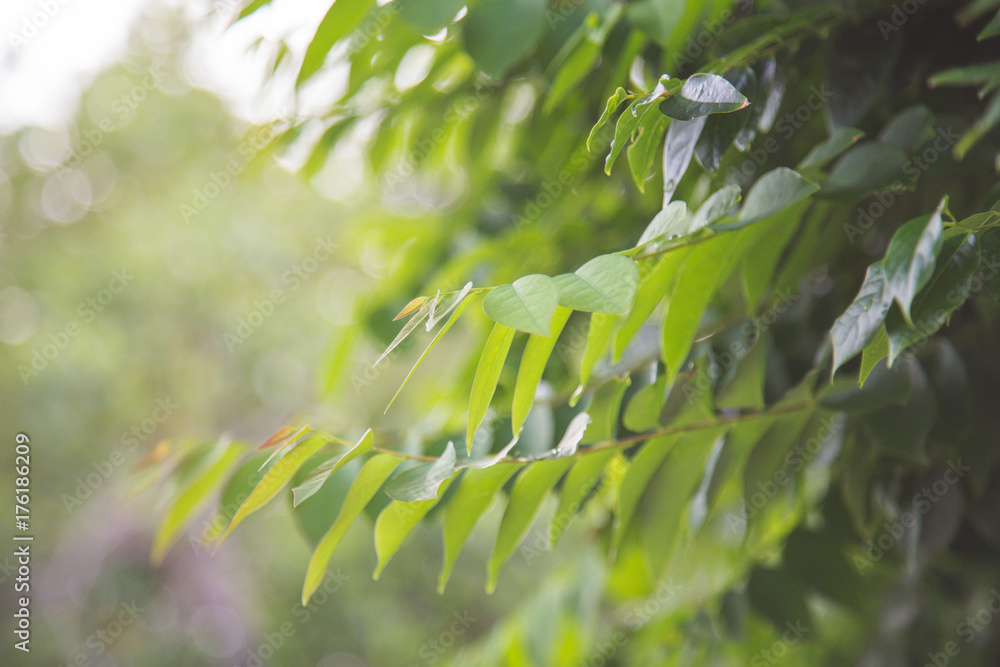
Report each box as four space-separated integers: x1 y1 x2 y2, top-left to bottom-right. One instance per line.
579 312 619 391
820 142 908 199
376 296 434 365
878 105 935 152
439 464 520 592
928 61 1000 88
980 227 1000 301
291 430 373 507
636 201 688 248
885 231 979 362
484 274 560 335
641 430 723 576
302 454 401 604
623 375 667 432
467 323 517 453
553 254 639 315
463 0 547 78
512 307 572 435
588 88 631 152
859 326 889 387
297 0 375 85
717 167 818 231
830 261 893 374
796 127 865 170
612 434 678 554
151 441 243 564
955 91 1000 158
606 99 656 175
488 458 574 591
396 0 465 34
688 184 741 234
661 117 706 204
546 39 603 115
550 449 617 545
628 111 670 191
373 477 454 580
883 201 946 326
218 435 331 546
979 9 1000 40
659 73 750 121
614 251 689 361
237 0 271 20
385 442 457 502
582 375 631 444
819 360 912 413
715 335 768 410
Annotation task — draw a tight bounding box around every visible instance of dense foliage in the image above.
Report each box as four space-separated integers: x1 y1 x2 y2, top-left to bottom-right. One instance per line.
145 0 1000 663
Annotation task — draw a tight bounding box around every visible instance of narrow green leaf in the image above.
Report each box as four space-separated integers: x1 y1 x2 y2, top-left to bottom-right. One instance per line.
152 442 243 564
860 326 889 387
687 184 741 234
588 87 631 152
487 458 574 591
385 443 457 502
483 274 560 335
218 435 331 546
554 254 639 315
614 250 690 362
550 449 617 545
439 464 520 592
628 111 670 191
468 324 517 453
302 454 401 604
582 375 631 444
613 434 678 555
883 200 946 325
820 142 908 199
291 430 373 507
512 307 572 436
636 201 688 248
579 312 619 391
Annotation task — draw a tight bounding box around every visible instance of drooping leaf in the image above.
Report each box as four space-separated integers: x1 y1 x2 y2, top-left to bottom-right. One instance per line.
302 454 401 604
218 435 332 545
614 250 689 362
292 430 373 507
511 306 572 436
152 441 243 564
878 105 935 152
820 142 908 199
582 375 631 444
883 200 946 325
373 477 454 580
439 464 520 592
550 449 617 545
484 274 560 335
612 434 678 554
661 117 706 204
488 458 574 591
628 111 670 191
859 326 889 387
687 184 741 234
579 312 620 391
468 323 517 453
588 87 632 151
830 261 893 374
553 254 639 315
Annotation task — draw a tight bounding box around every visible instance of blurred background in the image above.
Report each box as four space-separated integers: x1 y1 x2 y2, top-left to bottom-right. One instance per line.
0 1 564 665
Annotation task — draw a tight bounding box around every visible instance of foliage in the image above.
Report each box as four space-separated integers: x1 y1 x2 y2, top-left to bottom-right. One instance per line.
145 0 1000 663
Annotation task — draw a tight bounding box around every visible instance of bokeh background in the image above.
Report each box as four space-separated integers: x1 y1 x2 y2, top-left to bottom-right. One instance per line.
0 1 569 665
